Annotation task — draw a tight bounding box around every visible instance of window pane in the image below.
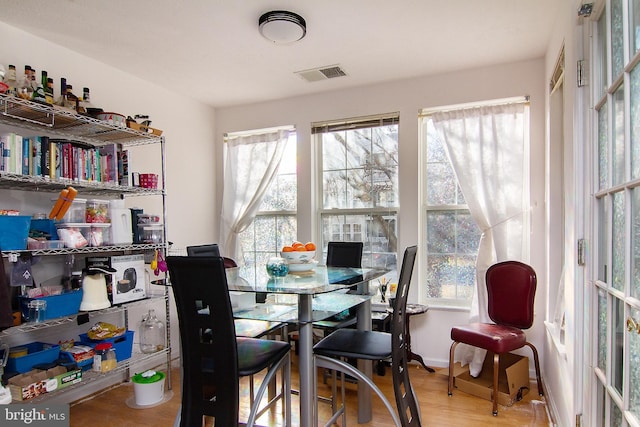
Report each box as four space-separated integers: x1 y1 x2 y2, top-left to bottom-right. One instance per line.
321 213 397 269
597 288 607 372
633 0 640 55
426 120 465 205
630 306 640 418
612 296 624 395
598 197 610 284
612 0 625 79
427 211 456 253
612 85 625 186
632 65 640 180
321 124 398 210
426 210 481 300
599 103 609 190
633 187 640 299
598 11 609 96
612 191 625 291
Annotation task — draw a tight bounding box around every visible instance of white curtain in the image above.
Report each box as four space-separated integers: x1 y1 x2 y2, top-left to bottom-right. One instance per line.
431 102 530 376
219 129 289 262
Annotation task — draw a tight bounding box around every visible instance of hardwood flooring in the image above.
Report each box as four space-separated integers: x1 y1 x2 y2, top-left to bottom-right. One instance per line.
69 357 550 426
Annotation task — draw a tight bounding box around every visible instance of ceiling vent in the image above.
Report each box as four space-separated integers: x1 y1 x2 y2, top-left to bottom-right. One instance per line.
295 65 347 82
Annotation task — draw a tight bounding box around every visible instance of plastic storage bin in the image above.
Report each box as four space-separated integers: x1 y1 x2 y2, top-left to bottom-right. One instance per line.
138 224 163 243
6 342 60 373
56 223 90 248
79 330 134 362
86 199 110 223
0 215 31 251
55 198 87 223
88 223 111 247
18 290 83 321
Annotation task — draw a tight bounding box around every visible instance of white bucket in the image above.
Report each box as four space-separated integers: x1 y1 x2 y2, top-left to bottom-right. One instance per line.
132 370 165 406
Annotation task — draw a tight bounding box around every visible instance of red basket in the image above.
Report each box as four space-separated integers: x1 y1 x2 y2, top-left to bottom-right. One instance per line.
139 174 159 189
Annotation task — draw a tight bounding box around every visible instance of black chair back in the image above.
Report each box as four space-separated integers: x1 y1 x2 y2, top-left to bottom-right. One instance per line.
186 244 221 257
326 241 363 267
167 256 239 426
390 245 420 427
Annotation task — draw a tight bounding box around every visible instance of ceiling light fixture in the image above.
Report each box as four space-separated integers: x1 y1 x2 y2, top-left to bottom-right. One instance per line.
259 10 306 45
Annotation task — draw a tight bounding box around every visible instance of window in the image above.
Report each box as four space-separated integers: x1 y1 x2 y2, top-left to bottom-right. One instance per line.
420 98 530 305
313 113 399 271
224 129 297 285
422 120 482 301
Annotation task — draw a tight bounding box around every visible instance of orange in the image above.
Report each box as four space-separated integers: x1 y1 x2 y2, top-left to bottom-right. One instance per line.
291 241 304 249
295 245 307 251
304 242 316 251
282 246 294 252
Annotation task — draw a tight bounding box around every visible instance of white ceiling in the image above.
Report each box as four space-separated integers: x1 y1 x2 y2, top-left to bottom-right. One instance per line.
0 0 559 108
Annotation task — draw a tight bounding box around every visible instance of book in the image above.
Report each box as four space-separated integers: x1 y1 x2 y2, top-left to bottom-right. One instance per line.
40 136 50 177
118 149 129 186
98 143 119 183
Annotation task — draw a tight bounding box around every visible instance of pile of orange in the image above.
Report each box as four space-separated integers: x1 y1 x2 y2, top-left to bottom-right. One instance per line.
282 241 316 252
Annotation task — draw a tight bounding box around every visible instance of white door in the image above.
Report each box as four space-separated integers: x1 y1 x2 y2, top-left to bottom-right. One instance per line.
589 1 640 425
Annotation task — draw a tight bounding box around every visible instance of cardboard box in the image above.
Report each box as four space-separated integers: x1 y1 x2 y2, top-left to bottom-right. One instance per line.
445 352 530 407
111 254 146 304
8 367 82 401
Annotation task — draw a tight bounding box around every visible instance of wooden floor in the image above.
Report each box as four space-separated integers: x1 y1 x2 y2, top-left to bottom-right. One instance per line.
69 356 550 426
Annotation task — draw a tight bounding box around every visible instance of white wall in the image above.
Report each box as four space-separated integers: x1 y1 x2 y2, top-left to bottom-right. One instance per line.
0 22 218 393
214 58 548 371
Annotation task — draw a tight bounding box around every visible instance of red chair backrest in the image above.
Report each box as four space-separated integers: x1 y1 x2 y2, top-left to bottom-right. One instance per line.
486 261 537 329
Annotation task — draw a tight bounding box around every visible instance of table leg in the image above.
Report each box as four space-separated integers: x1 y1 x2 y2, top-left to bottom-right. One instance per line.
406 314 435 373
356 298 372 423
298 294 314 427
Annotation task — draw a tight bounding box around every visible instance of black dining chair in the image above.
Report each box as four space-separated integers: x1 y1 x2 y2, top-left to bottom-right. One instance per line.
326 241 364 268
313 245 421 427
186 244 289 408
167 256 292 426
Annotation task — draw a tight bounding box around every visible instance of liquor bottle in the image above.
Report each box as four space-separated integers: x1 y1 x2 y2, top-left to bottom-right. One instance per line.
40 70 53 105
4 65 18 97
66 83 80 110
18 65 33 100
46 78 54 105
56 77 67 106
32 82 47 104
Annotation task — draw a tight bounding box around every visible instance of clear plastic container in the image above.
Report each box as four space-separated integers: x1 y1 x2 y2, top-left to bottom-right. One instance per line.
93 342 117 373
88 224 111 247
86 199 110 223
54 198 86 223
138 224 163 243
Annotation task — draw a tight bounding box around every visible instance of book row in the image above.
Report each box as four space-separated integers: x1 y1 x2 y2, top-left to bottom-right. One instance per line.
0 133 128 186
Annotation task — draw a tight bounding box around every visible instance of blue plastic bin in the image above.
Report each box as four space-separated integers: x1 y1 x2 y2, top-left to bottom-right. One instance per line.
0 215 31 251
6 342 60 373
79 330 134 362
18 289 83 322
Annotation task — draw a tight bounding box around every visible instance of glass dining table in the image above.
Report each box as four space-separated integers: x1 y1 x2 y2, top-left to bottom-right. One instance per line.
226 265 388 427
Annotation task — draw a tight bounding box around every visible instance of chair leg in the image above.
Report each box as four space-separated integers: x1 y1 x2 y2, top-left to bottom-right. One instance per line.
448 341 459 396
316 355 402 427
492 352 499 416
525 341 544 396
246 352 291 427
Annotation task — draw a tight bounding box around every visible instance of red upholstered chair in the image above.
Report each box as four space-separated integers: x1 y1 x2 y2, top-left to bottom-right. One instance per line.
447 260 543 416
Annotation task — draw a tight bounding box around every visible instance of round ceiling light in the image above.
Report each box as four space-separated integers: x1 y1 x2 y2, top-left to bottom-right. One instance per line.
259 10 306 45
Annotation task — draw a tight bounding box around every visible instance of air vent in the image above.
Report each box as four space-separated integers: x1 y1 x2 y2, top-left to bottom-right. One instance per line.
295 64 348 82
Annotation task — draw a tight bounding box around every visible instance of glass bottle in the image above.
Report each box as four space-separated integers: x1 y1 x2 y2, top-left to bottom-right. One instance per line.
4 65 18 97
46 77 54 105
56 77 67 106
18 65 33 100
139 309 165 353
